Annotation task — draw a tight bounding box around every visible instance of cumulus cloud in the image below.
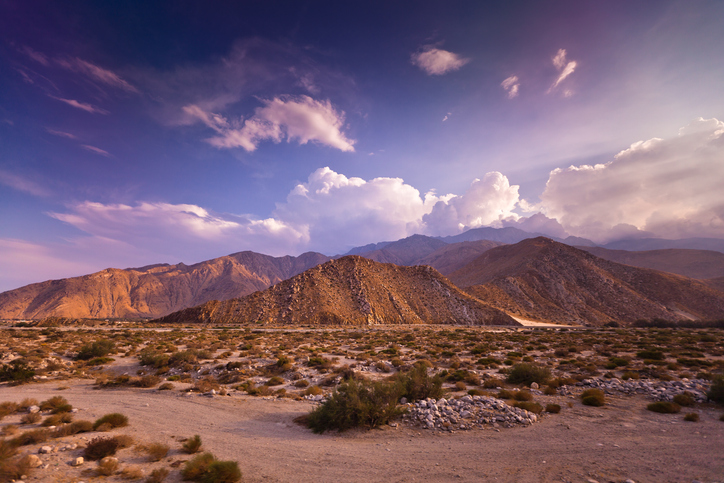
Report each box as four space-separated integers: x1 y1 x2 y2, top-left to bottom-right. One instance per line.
502 213 569 239
411 46 470 75
422 172 521 236
0 170 49 197
55 57 138 93
548 48 577 94
540 117 724 242
187 96 355 152
49 96 109 114
501 75 520 99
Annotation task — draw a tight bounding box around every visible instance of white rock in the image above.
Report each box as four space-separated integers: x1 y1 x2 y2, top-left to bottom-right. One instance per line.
72 457 84 466
26 455 42 468
38 446 52 454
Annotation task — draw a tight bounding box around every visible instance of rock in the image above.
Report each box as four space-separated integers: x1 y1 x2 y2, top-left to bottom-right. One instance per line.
530 382 539 390
27 405 40 413
38 446 52 454
26 455 42 468
100 456 118 466
72 457 84 466
399 397 407 404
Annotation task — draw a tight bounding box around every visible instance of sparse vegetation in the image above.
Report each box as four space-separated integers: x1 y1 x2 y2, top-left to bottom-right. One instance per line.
506 363 551 386
94 412 129 430
84 436 120 460
683 412 699 422
182 434 203 454
580 388 605 407
647 401 681 413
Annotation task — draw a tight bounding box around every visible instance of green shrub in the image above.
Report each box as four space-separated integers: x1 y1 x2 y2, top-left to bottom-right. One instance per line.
513 390 533 402
147 467 170 482
545 403 561 414
265 376 285 386
0 440 32 481
306 379 404 433
581 388 605 406
481 378 502 389
506 363 550 386
707 375 724 404
20 412 41 424
497 389 514 400
636 349 664 360
647 401 681 413
84 436 119 460
158 382 174 390
39 396 69 412
42 412 73 427
392 364 443 402
672 392 695 407
145 442 169 462
182 453 215 480
683 412 699 422
76 340 115 360
93 413 129 430
0 361 35 384
11 428 49 446
512 401 543 414
201 460 242 483
182 435 203 454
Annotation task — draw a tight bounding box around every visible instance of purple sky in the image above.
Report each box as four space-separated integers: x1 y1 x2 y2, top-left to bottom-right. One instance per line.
1 1 724 292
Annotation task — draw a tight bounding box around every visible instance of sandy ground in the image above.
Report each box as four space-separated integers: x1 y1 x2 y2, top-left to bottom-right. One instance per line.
1 380 723 483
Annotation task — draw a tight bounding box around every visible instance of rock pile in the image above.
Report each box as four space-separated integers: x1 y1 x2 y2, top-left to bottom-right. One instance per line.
570 377 710 402
406 395 538 431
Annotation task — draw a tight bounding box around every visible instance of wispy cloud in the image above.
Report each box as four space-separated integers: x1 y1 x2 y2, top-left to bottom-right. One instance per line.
187 95 356 152
81 145 111 157
548 49 577 94
501 75 520 99
56 57 138 93
411 46 470 75
49 96 109 115
442 112 451 122
19 45 50 66
46 128 77 139
0 170 49 197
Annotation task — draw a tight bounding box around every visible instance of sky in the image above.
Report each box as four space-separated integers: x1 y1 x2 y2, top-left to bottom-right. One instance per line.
1 1 724 292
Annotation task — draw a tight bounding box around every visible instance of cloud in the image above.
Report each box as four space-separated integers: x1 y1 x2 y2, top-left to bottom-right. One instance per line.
46 129 77 139
422 172 521 236
442 112 451 122
411 46 470 75
189 95 355 152
548 48 577 94
539 117 724 242
49 96 109 114
501 75 520 99
19 46 50 66
55 57 138 93
81 145 111 157
502 213 569 239
0 170 49 197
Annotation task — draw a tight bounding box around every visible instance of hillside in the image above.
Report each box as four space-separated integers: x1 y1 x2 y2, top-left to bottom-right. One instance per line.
416 240 503 275
156 256 519 326
449 238 724 325
352 234 448 265
579 247 724 280
0 251 330 319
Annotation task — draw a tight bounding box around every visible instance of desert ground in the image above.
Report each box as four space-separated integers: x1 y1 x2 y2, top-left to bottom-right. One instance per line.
0 324 722 482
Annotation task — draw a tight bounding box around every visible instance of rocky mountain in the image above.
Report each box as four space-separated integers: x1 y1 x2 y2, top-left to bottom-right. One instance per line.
448 237 724 326
352 234 448 265
602 237 724 254
0 251 330 319
156 256 519 326
579 247 724 280
415 240 503 275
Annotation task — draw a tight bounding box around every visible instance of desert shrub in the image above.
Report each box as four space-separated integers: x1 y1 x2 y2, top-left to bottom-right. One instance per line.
0 402 20 418
145 442 169 461
306 379 404 433
182 435 203 454
84 436 120 460
69 420 93 434
158 382 174 391
266 376 285 386
512 401 543 414
0 440 32 481
454 381 467 391
636 349 664 360
39 396 70 412
147 467 170 482
294 379 310 388
76 340 115 360
647 401 681 413
545 403 561 414
707 375 724 404
0 361 35 384
392 364 443 402
482 377 503 389
193 377 221 393
683 412 699 422
497 389 515 400
42 412 73 427
203 460 242 483
182 452 216 480
506 363 550 386
581 388 605 406
133 375 161 388
621 371 640 380
11 428 49 446
513 390 533 402
673 392 696 407
543 385 557 396
303 385 323 396
121 465 144 480
97 456 119 476
445 369 480 386
18 398 38 410
94 413 129 430
467 388 486 396
20 412 41 424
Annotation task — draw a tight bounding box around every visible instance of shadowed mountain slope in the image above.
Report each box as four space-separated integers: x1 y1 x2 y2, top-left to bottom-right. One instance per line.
156 256 519 326
352 234 448 265
449 238 724 326
602 237 724 253
579 247 724 280
416 240 504 275
0 251 330 319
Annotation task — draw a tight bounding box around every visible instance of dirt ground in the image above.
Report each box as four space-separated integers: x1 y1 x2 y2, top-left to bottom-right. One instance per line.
1 379 723 483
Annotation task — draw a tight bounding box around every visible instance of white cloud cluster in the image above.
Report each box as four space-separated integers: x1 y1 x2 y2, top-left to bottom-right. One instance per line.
540 117 724 242
501 75 520 99
422 173 520 236
411 47 470 75
548 48 577 95
185 96 355 152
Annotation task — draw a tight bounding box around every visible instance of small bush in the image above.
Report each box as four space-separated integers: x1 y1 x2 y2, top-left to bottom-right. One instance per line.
545 403 561 414
182 435 203 454
147 467 170 483
84 436 120 460
182 452 215 480
11 428 49 446
204 460 242 483
133 375 162 388
18 398 38 410
0 440 32 481
543 385 557 396
392 364 443 402
707 375 724 404
636 349 664 360
20 412 41 424
294 379 310 388
39 396 69 412
482 378 503 389
158 382 174 391
506 363 550 386
0 361 35 384
673 392 695 407
497 389 514 400
266 376 285 386
145 442 169 462
306 379 404 433
121 465 144 480
42 412 73 427
512 401 543 414
647 401 681 413
683 412 699 422
581 388 605 407
513 390 533 402
76 340 115 360
94 413 129 430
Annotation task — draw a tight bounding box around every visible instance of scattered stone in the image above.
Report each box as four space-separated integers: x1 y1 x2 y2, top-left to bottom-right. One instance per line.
100 456 118 466
71 457 84 466
25 455 42 468
27 405 40 413
530 382 539 390
572 377 709 402
38 446 52 454
406 395 540 431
